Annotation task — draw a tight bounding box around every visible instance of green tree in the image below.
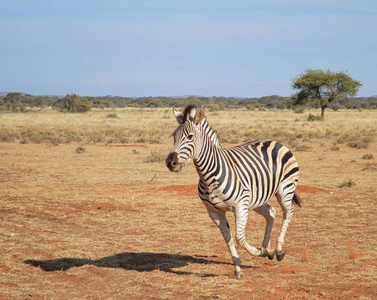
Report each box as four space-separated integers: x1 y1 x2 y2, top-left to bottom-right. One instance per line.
183 96 202 107
2 92 24 111
55 94 91 113
291 69 362 119
144 97 162 108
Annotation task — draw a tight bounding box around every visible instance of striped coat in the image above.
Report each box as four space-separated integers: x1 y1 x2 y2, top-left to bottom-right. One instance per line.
166 105 301 278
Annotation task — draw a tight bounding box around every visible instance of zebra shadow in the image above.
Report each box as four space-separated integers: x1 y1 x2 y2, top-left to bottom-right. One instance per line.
24 252 254 277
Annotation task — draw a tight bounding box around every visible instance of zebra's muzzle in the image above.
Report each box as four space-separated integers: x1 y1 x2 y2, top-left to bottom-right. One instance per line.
166 152 183 172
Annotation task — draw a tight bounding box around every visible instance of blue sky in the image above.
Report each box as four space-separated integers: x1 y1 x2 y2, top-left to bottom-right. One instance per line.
1 1 376 97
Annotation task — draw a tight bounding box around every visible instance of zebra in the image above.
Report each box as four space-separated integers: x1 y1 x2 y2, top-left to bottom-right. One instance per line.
165 105 301 278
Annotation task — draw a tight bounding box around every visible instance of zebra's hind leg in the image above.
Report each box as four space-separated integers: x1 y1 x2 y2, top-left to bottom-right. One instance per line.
206 209 243 278
254 204 276 260
274 185 296 261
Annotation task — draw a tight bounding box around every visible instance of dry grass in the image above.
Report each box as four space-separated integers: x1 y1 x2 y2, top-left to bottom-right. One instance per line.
1 108 377 299
0 108 173 145
0 108 375 147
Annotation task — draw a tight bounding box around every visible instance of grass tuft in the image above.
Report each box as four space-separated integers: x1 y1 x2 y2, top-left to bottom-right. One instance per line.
338 179 356 188
362 164 377 172
144 150 166 163
307 114 323 121
348 141 369 149
76 146 85 154
106 113 119 119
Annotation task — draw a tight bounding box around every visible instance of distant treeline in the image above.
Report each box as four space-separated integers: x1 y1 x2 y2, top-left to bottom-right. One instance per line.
1 92 376 112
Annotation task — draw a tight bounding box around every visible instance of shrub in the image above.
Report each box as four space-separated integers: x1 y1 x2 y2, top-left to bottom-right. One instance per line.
307 114 323 121
338 179 356 188
76 146 85 153
50 137 62 146
362 154 374 160
336 137 347 144
144 150 166 163
348 141 369 149
295 144 311 151
54 94 91 113
106 113 119 119
87 133 106 144
1 132 16 142
144 98 162 108
294 107 305 113
362 165 377 172
1 92 25 112
245 103 255 110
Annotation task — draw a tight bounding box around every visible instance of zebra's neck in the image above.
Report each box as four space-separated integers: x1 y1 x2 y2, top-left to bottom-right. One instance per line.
194 119 224 187
200 117 221 149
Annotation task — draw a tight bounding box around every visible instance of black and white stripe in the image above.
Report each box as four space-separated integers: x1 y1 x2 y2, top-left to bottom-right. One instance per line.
166 105 301 278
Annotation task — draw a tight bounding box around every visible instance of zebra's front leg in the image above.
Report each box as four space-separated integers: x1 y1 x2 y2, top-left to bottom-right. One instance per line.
206 209 243 278
254 204 277 260
234 207 264 257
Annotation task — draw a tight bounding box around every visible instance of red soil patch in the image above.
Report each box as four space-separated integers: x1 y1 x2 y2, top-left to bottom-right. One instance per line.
277 262 296 274
296 185 330 194
153 184 198 197
359 162 377 168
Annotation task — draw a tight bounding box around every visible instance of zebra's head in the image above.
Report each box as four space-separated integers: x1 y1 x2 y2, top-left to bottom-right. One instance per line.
166 105 205 172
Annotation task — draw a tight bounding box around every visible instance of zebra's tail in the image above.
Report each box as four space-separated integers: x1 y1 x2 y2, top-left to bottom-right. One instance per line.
292 191 302 207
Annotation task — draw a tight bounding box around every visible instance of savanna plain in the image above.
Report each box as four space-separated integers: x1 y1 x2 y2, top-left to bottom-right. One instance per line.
1 108 376 299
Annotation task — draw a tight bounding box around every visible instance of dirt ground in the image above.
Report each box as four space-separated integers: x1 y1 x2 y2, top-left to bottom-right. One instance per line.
1 140 376 299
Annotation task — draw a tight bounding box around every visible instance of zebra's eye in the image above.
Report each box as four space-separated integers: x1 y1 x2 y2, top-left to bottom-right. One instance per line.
187 134 194 141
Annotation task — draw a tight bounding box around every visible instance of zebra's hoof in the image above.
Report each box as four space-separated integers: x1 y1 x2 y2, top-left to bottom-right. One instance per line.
276 251 285 261
235 272 244 279
268 252 275 260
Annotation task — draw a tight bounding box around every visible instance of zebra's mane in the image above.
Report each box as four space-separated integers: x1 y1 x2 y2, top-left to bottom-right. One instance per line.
201 117 221 148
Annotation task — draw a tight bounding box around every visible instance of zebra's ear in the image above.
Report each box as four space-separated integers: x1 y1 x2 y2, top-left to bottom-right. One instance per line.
172 107 184 124
194 107 205 125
